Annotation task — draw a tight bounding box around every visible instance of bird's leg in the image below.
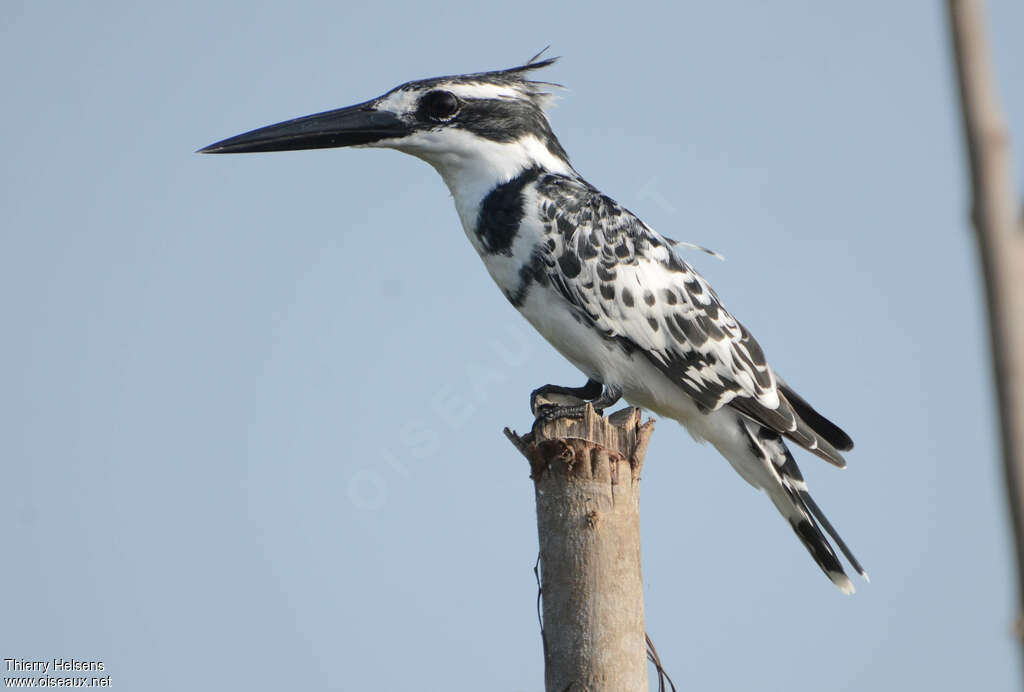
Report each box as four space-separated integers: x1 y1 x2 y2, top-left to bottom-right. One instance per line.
532 380 623 431
530 378 604 415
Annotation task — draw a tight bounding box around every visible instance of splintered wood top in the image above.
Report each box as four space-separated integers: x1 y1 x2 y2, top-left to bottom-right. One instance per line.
504 404 655 482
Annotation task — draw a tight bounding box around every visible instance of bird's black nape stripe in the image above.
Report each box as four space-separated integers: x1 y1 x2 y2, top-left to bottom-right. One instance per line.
475 166 543 256
779 383 853 451
456 98 569 163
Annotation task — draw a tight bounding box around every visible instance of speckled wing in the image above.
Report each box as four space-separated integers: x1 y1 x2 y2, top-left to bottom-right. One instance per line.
533 174 852 466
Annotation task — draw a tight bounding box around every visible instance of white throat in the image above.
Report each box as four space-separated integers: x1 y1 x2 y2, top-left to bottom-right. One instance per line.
387 131 574 233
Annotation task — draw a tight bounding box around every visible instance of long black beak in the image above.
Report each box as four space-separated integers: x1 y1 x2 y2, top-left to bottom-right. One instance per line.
198 100 409 154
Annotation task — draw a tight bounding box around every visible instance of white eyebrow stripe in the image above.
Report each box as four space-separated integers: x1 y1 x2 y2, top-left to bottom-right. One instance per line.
445 83 523 100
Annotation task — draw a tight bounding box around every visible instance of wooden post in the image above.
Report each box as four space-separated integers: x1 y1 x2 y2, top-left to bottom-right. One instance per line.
506 405 655 692
947 0 1024 643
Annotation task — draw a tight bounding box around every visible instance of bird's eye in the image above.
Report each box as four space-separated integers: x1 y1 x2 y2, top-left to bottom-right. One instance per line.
418 90 460 121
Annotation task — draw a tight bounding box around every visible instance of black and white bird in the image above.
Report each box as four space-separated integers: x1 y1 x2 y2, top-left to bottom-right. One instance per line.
200 53 867 593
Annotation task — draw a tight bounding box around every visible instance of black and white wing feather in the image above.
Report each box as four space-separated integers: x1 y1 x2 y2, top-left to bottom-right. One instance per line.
532 174 852 466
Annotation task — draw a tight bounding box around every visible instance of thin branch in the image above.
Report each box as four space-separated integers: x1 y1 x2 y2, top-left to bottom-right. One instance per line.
947 0 1024 639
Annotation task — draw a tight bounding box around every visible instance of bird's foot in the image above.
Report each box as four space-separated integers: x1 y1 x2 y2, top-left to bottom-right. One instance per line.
529 379 603 417
529 381 623 436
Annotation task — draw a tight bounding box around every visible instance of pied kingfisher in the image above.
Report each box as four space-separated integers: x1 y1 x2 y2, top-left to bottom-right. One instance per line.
200 53 867 593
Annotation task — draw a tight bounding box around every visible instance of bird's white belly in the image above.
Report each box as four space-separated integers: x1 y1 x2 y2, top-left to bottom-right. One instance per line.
515 286 705 423
515 287 607 376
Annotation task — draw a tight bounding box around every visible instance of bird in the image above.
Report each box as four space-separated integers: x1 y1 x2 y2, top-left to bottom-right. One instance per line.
199 52 867 593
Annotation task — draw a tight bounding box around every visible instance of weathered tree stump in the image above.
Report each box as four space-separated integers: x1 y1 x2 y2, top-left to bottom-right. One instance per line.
505 405 655 692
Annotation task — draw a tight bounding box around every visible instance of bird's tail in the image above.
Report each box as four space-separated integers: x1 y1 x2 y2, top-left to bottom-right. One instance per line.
742 423 868 593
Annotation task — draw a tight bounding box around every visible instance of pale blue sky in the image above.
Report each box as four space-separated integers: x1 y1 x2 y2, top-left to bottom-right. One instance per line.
3 1 1023 690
